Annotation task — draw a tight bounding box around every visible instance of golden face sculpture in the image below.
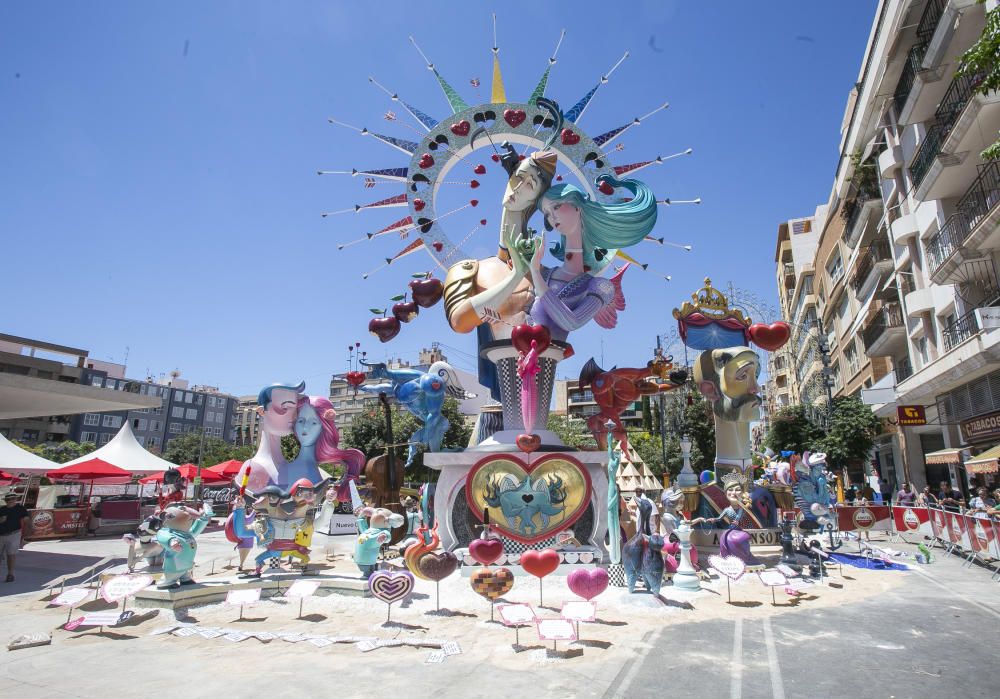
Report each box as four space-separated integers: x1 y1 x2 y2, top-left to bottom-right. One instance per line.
695 346 761 423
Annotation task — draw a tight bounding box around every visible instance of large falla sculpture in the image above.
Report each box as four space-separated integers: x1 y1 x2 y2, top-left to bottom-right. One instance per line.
320 27 698 564
673 278 792 564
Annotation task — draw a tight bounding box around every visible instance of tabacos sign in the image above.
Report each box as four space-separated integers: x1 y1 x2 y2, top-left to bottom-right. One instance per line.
961 410 1000 443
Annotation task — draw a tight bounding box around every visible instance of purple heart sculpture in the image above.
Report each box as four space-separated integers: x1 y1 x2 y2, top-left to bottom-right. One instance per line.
417 551 459 582
368 570 415 605
567 567 609 601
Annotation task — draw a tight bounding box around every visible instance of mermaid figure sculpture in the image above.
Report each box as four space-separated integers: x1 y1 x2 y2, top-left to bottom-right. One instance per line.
286 395 364 496
361 361 472 467
511 176 657 342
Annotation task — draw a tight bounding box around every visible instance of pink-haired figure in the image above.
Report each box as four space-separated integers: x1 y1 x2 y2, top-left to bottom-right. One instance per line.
278 396 365 500
283 396 364 499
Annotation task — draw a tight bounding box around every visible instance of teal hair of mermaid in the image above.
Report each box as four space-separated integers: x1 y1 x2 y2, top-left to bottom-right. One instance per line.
542 175 657 273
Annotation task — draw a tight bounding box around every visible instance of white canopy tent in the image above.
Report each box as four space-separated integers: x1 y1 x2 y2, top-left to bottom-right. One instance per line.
57 422 178 475
0 432 61 474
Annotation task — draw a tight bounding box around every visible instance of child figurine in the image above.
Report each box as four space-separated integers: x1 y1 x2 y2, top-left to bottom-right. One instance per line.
354 507 404 578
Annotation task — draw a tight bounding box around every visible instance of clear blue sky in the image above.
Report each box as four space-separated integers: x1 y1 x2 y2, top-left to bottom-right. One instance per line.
0 1 876 397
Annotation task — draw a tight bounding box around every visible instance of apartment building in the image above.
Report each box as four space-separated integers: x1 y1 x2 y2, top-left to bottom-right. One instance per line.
69 371 239 452
771 0 1000 491
766 215 822 416
233 395 262 447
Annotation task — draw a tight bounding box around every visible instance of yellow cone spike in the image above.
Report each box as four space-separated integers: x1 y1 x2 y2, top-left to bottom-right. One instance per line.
615 250 645 268
491 53 507 104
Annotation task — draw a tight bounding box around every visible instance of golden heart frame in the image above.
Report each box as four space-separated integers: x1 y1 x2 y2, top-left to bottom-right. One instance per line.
465 453 592 544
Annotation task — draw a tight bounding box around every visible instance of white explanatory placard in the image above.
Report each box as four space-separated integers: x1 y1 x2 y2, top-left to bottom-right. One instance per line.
51 588 90 607
560 600 597 623
758 570 789 587
100 574 154 603
225 588 262 606
285 580 321 599
536 618 577 642
497 603 535 627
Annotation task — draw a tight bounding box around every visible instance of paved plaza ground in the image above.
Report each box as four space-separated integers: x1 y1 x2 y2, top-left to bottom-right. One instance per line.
0 528 997 698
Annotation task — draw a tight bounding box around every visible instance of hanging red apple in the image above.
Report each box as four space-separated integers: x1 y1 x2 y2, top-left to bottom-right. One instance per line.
409 273 444 308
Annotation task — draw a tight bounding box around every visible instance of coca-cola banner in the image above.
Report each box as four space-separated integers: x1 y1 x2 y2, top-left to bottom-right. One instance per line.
836 505 892 532
891 506 932 538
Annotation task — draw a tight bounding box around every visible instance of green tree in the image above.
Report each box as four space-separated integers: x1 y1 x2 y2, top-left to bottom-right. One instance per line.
957 2 1000 160
684 392 716 473
29 440 96 464
343 397 471 483
162 431 238 467
280 434 300 462
629 431 669 477
546 414 595 450
815 396 882 471
765 404 822 454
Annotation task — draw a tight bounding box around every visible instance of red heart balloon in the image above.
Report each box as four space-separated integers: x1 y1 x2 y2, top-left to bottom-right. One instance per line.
469 537 503 566
748 322 791 351
503 109 526 128
345 371 366 387
470 179 480 189
412 198 426 212
480 219 487 226
491 154 500 162
418 153 434 169
450 120 470 136
432 241 444 252
560 129 580 146
511 324 551 356
469 199 479 207
516 433 541 454
520 548 560 578
473 164 486 175
598 180 615 196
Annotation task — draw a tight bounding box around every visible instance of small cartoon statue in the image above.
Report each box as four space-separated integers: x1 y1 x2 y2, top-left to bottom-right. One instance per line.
354 507 404 578
225 506 256 571
693 472 763 568
622 498 665 594
124 512 164 571
659 487 685 540
155 503 213 588
232 479 321 577
795 451 832 531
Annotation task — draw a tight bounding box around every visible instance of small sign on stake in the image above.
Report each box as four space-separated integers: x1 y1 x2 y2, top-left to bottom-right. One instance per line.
536 618 577 652
285 579 321 618
225 588 262 620
498 603 536 647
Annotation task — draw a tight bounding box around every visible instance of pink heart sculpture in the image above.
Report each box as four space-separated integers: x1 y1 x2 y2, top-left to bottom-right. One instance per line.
368 570 414 605
566 568 609 601
708 554 746 581
469 537 504 566
520 548 560 578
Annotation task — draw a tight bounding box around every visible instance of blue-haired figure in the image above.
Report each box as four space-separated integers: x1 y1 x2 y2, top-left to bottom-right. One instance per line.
237 381 306 492
512 176 657 341
360 362 472 467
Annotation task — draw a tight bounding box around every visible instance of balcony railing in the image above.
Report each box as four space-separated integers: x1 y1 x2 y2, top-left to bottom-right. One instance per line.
851 240 892 292
893 42 928 118
943 308 982 351
909 71 987 188
842 180 881 240
894 357 914 384
925 161 1000 274
862 303 904 351
916 0 946 43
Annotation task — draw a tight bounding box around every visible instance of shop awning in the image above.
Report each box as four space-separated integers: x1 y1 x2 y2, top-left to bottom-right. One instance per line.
967 444 1000 475
139 464 228 485
924 448 966 465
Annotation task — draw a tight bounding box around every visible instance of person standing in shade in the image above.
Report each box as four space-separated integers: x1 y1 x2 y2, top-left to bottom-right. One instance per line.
0 493 30 582
917 486 938 507
937 481 965 513
895 482 918 507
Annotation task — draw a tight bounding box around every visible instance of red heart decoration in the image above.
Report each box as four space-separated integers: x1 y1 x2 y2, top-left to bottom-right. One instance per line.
418 153 434 169
520 549 560 578
503 109 526 128
491 154 500 162
516 433 541 454
470 199 479 207
555 175 563 182
480 219 487 226
469 537 503 566
412 198 426 212
470 179 480 189
511 323 551 356
345 370 366 387
562 344 574 359
748 322 791 351
432 241 444 252
598 180 615 196
450 120 470 136
560 129 580 146
473 164 486 175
